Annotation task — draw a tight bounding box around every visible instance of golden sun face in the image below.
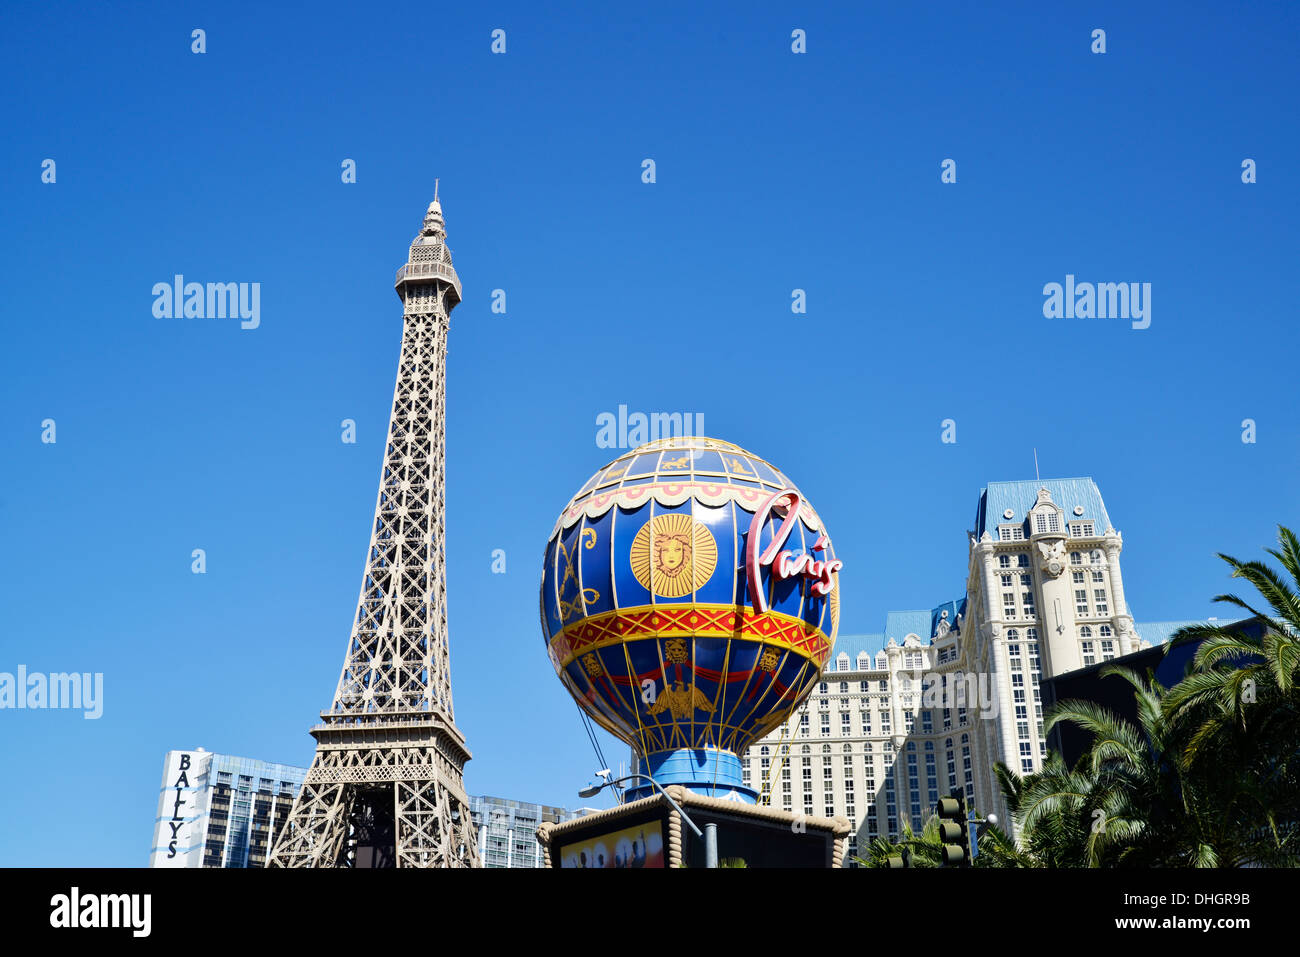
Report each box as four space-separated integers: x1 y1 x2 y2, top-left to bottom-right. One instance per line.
629 513 718 598
656 535 689 576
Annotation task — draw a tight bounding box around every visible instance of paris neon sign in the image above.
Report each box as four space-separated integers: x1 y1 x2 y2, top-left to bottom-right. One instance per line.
745 488 843 614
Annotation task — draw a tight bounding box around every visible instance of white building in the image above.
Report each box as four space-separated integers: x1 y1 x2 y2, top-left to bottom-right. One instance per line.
747 477 1205 859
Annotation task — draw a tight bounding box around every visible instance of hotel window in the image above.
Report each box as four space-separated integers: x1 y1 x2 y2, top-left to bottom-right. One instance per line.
1001 573 1013 588
1020 573 1032 587
1090 550 1103 565
1075 589 1089 615
857 653 869 670
1000 525 1024 542
1094 589 1109 614
1081 640 1096 666
1101 640 1115 660
1073 570 1085 584
1018 553 1029 568
860 711 871 733
819 682 827 693
859 680 869 692
1034 513 1047 534
1099 624 1112 637
878 679 887 692
821 713 830 727
1070 551 1082 565
1003 593 1016 618
880 713 891 733
1091 569 1105 583
1022 591 1036 616
999 554 1011 568
839 682 848 694
906 651 923 669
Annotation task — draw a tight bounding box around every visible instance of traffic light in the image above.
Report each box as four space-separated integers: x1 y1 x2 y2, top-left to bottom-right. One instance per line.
936 794 970 867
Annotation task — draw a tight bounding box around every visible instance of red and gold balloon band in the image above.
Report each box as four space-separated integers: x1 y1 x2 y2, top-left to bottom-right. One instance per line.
568 654 822 758
548 603 833 673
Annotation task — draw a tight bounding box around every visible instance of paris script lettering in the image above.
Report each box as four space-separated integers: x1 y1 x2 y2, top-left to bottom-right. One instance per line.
745 488 843 614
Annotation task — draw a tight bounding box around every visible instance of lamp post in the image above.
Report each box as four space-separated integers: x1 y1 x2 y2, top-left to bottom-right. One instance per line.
578 771 718 868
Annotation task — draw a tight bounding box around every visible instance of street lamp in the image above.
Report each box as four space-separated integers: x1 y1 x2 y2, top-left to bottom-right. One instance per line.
578 771 718 868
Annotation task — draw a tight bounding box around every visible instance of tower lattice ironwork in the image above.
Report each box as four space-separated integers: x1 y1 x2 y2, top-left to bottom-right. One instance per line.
269 192 479 868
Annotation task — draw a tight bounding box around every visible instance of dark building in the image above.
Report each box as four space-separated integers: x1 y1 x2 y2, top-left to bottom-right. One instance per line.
1041 617 1262 767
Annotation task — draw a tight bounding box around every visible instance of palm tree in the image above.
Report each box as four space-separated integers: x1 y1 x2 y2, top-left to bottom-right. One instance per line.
1003 666 1241 866
859 818 944 868
1161 524 1300 863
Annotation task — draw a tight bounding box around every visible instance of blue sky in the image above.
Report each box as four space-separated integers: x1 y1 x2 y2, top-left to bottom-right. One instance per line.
1 2 1297 865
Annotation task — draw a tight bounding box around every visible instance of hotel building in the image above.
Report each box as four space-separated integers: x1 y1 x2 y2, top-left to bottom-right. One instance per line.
747 477 1206 859
148 749 308 868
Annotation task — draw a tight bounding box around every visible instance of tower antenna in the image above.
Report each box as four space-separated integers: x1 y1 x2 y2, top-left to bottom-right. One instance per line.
1034 448 1041 483
434 177 439 203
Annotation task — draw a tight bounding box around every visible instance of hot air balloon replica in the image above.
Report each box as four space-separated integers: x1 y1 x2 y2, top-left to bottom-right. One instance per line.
540 436 843 803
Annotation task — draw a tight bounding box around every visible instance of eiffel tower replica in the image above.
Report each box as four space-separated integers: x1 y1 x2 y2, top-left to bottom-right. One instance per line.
269 189 479 868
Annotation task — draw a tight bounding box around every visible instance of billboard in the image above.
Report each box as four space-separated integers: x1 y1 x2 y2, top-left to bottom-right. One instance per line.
558 820 664 868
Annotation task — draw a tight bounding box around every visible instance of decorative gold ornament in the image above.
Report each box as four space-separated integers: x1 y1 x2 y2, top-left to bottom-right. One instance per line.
758 648 780 672
582 653 604 677
664 638 689 664
628 513 718 598
646 681 715 719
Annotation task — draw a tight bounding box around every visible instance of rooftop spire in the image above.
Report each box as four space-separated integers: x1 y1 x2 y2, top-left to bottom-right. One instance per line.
420 182 446 240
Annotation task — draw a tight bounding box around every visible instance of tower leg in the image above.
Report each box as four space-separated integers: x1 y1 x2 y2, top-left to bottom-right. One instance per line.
269 780 353 868
394 779 480 868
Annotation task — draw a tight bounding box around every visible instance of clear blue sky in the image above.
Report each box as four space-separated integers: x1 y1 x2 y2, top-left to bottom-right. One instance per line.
1 2 1297 865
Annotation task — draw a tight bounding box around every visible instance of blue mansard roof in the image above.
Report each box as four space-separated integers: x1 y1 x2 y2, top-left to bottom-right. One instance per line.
974 477 1113 540
883 610 934 644
832 633 887 662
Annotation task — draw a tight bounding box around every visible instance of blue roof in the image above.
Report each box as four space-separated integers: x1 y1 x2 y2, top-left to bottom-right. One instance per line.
831 634 886 660
883 610 933 643
975 477 1112 540
931 598 966 637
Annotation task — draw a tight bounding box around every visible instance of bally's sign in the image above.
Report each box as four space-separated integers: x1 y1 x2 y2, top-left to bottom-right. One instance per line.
150 751 208 868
